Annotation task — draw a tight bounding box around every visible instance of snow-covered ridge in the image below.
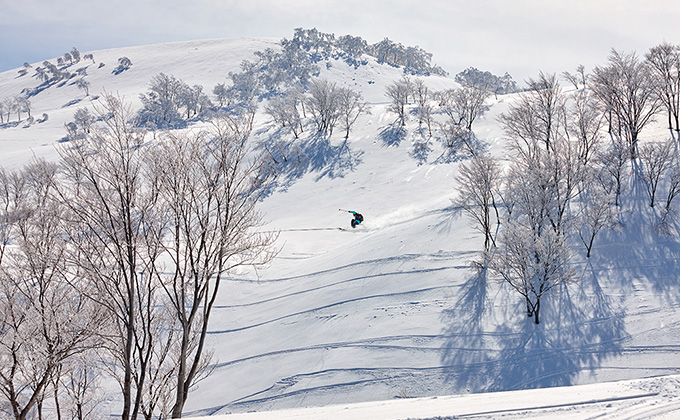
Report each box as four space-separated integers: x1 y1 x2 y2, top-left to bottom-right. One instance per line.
0 37 279 169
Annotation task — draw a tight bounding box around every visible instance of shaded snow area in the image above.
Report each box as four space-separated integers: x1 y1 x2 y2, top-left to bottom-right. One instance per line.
2 37 680 419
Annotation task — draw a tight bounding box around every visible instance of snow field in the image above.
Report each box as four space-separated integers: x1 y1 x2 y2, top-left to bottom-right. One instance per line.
2 37 680 419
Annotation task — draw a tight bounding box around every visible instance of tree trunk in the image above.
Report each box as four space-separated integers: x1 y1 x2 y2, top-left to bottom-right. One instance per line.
533 299 541 324
171 327 190 419
53 376 62 420
122 292 135 420
526 297 533 318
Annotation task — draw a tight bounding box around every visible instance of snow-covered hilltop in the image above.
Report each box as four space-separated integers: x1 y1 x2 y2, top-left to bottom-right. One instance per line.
0 37 279 169
2 29 680 420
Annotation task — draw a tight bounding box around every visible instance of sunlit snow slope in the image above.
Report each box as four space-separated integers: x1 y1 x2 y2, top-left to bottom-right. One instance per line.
1 37 680 419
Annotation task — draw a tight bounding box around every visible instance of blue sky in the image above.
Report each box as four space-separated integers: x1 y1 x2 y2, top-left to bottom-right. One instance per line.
1 0 679 82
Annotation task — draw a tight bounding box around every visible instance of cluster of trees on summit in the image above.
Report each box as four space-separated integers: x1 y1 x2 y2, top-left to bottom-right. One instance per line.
3 46 134 129
135 28 449 131
3 27 450 132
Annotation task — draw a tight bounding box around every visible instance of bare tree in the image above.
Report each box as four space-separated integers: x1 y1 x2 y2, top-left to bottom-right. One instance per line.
490 222 574 325
75 78 90 96
34 67 48 83
138 73 189 129
590 49 662 159
562 64 588 90
501 73 583 233
54 94 272 420
645 42 680 131
385 77 411 126
179 84 212 120
59 351 107 420
14 97 22 122
138 303 179 420
55 94 164 420
305 79 340 135
438 121 480 157
438 85 491 130
12 96 27 121
664 162 680 212
638 139 674 208
337 87 369 140
455 153 501 252
568 89 604 167
152 120 275 418
576 183 616 258
264 88 305 138
413 79 433 135
72 107 96 135
70 47 81 63
413 78 428 107
596 136 630 207
0 161 101 420
492 72 582 324
212 83 230 108
264 96 288 128
3 97 13 122
146 114 277 418
500 72 568 159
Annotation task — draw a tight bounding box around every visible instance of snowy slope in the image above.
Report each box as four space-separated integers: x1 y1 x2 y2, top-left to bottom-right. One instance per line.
0 38 278 170
187 375 680 419
2 37 680 419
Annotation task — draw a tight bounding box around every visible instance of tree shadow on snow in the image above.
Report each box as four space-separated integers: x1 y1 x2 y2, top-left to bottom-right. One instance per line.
62 98 83 108
591 181 680 306
432 136 487 165
258 128 363 195
0 121 21 129
440 261 627 393
439 265 491 392
408 127 433 165
378 122 407 148
433 145 469 165
429 204 463 236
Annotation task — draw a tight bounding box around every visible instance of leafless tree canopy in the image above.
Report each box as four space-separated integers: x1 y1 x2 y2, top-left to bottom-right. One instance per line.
590 49 662 158
1 93 277 420
645 42 680 131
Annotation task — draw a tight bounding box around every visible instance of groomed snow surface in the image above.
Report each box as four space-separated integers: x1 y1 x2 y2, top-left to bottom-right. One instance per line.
188 375 680 419
2 38 680 419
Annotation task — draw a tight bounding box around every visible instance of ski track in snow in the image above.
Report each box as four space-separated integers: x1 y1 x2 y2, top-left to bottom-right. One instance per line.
210 284 460 334
214 265 460 309
222 251 465 284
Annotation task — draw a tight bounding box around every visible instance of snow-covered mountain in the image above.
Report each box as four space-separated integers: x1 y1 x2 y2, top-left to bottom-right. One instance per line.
2 35 680 419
